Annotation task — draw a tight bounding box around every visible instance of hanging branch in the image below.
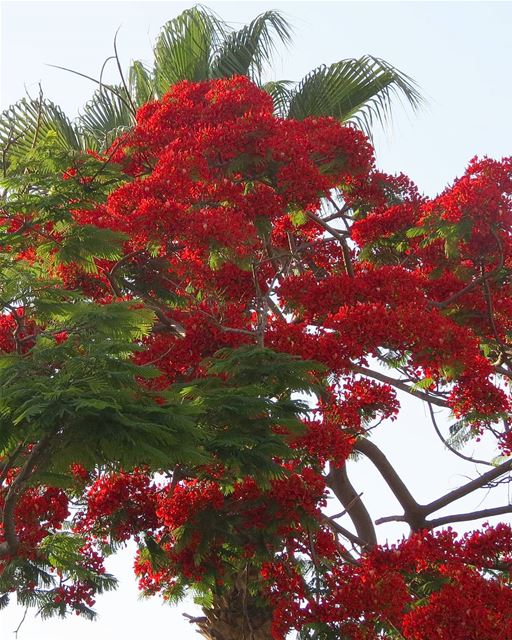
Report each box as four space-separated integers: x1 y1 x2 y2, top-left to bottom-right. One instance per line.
427 403 492 467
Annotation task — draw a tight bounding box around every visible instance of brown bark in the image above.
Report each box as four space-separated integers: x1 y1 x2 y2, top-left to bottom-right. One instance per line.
326 464 377 547
195 599 272 640
191 570 273 640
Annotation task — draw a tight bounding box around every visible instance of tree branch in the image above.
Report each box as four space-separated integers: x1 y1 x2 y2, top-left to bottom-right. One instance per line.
321 514 365 559
351 365 449 408
427 403 492 466
430 231 505 310
306 211 349 243
427 504 512 529
353 438 426 529
423 457 512 515
325 464 377 547
0 432 55 557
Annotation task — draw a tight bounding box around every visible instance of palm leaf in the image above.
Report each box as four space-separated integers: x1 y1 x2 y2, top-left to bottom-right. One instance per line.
153 6 227 95
77 86 135 151
287 55 423 136
210 10 292 81
2 13 424 161
262 80 294 118
129 60 156 106
0 96 81 172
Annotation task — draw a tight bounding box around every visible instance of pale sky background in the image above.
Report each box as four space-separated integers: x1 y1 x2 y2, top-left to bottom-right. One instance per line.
1 1 512 638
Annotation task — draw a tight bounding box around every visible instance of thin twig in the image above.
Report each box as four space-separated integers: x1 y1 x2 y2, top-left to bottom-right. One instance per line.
13 605 29 638
427 403 492 466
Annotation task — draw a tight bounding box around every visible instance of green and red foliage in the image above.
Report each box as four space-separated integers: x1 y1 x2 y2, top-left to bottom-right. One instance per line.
1 76 512 638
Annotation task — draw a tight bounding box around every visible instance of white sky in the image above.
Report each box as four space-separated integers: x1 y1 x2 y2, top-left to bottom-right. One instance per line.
1 1 512 638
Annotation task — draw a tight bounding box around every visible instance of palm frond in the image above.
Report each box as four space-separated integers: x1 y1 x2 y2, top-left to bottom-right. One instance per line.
3 14 424 160
153 6 227 95
210 10 292 82
261 80 294 118
0 96 81 172
77 86 135 151
287 55 423 137
129 60 156 106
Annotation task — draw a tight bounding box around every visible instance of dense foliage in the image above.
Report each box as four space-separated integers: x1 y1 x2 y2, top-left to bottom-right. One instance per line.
1 70 512 638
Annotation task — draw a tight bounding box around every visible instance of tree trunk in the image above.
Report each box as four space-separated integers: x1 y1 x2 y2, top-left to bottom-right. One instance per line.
194 572 273 640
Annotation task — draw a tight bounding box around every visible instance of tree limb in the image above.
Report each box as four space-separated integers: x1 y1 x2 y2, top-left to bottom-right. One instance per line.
427 504 512 529
0 432 55 557
325 464 377 547
353 438 426 529
423 457 512 515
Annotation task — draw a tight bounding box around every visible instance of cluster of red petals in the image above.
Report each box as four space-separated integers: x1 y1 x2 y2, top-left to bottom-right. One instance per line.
133 468 328 591
0 483 69 563
74 470 159 541
52 542 107 612
264 525 512 639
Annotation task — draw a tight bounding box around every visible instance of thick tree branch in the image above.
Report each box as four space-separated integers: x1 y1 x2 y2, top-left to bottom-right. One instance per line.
325 464 377 547
366 441 512 530
353 439 426 529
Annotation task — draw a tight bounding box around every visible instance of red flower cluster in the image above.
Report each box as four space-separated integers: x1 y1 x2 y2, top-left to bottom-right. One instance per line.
0 485 69 559
75 470 159 541
133 468 328 595
263 526 512 639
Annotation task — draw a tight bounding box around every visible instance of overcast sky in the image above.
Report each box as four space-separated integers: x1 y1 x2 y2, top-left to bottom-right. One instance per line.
1 2 512 639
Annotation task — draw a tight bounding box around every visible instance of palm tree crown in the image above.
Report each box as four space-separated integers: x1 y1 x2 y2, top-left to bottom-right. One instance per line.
0 5 423 169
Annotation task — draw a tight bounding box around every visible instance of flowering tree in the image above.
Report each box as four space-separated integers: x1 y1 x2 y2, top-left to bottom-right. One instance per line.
1 26 512 640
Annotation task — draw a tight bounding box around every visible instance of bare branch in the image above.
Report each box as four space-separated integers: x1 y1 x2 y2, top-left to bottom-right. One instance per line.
326 464 377 546
353 438 425 529
424 457 512 515
427 403 492 467
427 504 512 529
306 211 349 242
375 514 408 525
